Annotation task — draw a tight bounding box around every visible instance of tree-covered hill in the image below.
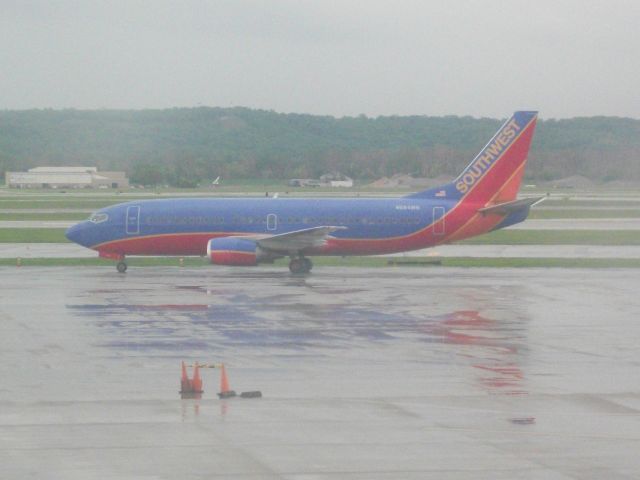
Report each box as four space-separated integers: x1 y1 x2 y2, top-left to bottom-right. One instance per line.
1 108 639 186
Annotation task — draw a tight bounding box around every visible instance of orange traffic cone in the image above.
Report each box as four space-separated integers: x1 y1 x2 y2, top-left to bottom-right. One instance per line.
192 362 203 393
180 361 204 395
180 361 191 393
218 363 236 398
220 364 230 392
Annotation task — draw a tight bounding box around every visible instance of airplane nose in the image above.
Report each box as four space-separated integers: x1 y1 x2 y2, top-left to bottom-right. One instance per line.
65 223 84 245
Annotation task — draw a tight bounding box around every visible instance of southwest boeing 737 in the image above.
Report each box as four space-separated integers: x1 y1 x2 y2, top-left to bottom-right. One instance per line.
66 111 540 274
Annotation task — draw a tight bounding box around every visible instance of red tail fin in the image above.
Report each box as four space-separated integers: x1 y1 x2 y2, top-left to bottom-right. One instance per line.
454 111 538 205
406 111 538 205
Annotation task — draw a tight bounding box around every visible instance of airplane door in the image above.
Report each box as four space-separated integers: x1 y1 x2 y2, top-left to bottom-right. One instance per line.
267 213 277 231
126 206 140 235
433 206 445 235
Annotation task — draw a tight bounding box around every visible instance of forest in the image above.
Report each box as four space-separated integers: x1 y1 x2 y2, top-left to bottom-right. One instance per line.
1 108 639 186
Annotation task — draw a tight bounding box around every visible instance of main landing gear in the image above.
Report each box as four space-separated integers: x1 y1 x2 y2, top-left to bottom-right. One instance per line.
116 261 127 273
289 257 312 274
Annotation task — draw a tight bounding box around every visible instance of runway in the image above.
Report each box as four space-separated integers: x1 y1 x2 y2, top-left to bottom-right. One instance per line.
1 267 639 478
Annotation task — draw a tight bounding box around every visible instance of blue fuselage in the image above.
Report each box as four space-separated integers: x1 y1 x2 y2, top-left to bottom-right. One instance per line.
66 196 462 256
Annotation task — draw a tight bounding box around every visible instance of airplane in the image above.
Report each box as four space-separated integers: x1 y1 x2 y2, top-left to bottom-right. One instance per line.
65 111 541 274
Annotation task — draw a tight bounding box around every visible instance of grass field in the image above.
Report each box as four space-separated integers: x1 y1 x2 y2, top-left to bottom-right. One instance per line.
3 256 640 269
536 199 640 208
0 229 68 243
0 212 88 221
1 257 206 267
2 188 640 217
528 209 640 219
0 200 127 209
460 229 640 245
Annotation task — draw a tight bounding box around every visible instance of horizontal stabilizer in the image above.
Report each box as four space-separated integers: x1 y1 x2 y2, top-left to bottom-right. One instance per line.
478 196 545 216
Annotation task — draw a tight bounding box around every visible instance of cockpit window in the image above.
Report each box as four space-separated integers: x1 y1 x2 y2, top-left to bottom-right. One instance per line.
88 212 109 224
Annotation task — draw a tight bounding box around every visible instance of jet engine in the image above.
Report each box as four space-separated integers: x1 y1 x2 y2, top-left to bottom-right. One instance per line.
207 237 267 266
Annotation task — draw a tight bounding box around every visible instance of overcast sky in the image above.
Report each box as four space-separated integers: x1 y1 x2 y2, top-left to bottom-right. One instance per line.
1 0 638 118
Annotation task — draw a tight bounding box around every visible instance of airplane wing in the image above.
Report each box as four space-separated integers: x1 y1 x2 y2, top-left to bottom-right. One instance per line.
252 226 346 253
478 196 545 216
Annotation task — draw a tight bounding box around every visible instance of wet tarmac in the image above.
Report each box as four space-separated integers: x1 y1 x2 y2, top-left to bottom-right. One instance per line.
1 267 639 479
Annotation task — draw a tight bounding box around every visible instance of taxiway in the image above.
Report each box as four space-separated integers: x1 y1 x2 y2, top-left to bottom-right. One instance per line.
1 267 639 479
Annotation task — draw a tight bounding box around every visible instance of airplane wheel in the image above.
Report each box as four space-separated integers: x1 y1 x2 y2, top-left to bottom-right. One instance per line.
116 261 127 273
289 258 305 274
302 258 313 272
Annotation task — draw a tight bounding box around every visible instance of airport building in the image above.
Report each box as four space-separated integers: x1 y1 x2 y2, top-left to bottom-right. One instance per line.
5 166 129 189
319 172 354 187
288 172 354 188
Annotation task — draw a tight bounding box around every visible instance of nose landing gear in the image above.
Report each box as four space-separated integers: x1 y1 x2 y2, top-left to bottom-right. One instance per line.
289 257 312 274
98 251 128 273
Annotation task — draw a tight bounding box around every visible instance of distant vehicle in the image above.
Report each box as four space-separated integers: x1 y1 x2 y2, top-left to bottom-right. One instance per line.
66 112 541 274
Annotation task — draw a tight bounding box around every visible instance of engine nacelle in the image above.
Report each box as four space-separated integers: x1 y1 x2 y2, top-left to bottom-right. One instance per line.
207 237 262 266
